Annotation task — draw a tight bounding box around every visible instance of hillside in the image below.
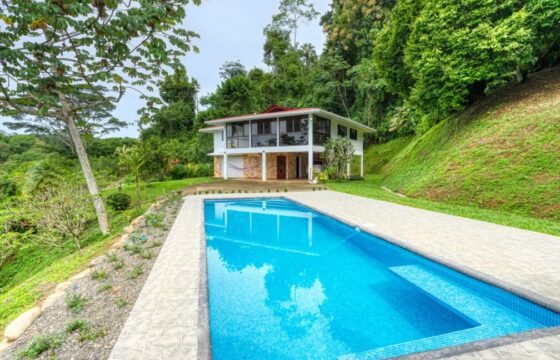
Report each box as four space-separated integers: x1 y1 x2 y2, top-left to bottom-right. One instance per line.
362 66 560 223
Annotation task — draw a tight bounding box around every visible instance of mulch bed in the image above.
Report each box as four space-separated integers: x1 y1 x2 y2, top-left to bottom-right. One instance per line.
1 194 183 360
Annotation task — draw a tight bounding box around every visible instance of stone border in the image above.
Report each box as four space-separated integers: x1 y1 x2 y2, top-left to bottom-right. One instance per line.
197 199 212 360
392 327 560 360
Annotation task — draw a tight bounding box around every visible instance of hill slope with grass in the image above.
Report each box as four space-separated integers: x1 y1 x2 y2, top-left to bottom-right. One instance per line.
363 66 560 223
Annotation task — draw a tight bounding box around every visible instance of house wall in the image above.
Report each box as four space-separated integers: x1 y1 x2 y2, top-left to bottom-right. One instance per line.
213 131 224 153
328 118 363 154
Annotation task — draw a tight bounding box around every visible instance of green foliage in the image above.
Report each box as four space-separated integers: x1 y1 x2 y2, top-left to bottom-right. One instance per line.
127 266 144 279
170 163 212 180
26 185 95 249
113 297 129 308
146 213 164 228
323 137 355 179
0 178 17 199
90 269 108 281
65 319 88 334
99 283 113 292
358 68 560 225
17 333 64 359
78 326 106 342
65 292 88 313
106 193 132 211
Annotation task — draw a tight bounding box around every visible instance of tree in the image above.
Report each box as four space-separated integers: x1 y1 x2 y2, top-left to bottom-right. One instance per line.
29 185 95 250
323 137 354 179
116 146 145 208
270 0 319 48
219 61 247 80
141 65 199 138
0 0 199 234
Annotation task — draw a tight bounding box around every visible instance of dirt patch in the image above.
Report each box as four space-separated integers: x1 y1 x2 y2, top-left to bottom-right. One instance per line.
0 194 183 360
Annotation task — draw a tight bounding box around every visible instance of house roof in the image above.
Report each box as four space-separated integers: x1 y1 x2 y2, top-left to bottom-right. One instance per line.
198 125 224 133
203 105 375 133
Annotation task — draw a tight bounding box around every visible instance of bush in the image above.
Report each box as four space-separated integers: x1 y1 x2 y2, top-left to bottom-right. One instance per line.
65 292 88 313
169 163 212 179
106 192 131 211
169 164 188 180
0 178 17 199
18 333 64 359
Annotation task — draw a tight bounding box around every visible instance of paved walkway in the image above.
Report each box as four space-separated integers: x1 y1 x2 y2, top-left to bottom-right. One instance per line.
109 191 560 360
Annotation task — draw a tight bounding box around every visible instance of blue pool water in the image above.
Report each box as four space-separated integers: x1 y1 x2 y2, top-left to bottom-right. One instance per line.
204 198 560 359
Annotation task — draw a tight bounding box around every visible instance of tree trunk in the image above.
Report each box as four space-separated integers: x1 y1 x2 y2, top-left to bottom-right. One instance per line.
65 114 110 235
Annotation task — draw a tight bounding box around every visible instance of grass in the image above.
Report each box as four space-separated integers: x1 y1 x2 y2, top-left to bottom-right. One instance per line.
17 333 64 359
0 177 215 332
328 176 560 237
342 67 560 235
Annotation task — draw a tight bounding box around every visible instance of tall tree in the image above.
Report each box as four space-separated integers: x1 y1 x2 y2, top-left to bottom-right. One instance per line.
141 65 199 138
0 0 199 234
270 0 319 48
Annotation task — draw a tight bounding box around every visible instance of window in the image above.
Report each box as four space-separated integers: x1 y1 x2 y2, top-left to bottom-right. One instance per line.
251 119 277 147
226 121 250 148
349 128 358 140
313 116 330 145
279 116 308 146
338 124 348 137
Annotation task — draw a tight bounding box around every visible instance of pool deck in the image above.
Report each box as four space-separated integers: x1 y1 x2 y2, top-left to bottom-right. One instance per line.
109 191 560 360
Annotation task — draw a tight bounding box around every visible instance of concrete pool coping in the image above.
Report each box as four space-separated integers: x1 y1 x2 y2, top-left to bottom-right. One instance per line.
110 191 560 359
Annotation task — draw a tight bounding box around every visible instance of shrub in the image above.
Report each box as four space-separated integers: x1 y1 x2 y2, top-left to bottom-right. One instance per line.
0 178 17 199
140 250 153 260
26 185 94 249
65 292 88 313
146 213 164 228
113 297 128 308
17 333 63 359
123 243 142 255
127 266 144 279
99 283 112 292
170 164 189 180
78 327 106 342
90 269 107 281
106 192 132 211
65 319 88 333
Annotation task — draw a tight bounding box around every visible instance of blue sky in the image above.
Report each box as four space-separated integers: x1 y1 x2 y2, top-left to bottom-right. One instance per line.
88 0 331 138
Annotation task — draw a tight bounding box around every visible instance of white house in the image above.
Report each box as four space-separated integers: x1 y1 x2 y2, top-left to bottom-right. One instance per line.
199 105 375 181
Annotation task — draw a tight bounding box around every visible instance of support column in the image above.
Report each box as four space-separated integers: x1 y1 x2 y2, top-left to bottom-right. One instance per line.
308 114 314 182
223 153 228 180
346 161 351 178
261 151 267 181
360 154 364 177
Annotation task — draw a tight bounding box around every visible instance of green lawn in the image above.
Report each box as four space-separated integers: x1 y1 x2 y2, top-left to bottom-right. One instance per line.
0 177 215 332
328 176 560 237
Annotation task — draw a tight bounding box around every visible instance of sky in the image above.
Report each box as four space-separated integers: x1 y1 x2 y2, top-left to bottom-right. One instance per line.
0 0 330 138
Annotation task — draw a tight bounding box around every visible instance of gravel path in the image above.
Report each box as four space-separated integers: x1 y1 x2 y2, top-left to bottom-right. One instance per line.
1 194 183 360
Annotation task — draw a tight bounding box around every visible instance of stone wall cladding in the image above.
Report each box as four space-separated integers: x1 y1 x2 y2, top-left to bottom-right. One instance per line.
213 157 222 178
243 155 261 179
266 154 278 180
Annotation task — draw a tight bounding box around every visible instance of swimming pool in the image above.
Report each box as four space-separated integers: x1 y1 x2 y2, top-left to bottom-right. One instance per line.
204 198 560 359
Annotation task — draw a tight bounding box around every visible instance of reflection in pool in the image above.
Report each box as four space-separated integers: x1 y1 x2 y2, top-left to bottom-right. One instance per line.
204 198 560 360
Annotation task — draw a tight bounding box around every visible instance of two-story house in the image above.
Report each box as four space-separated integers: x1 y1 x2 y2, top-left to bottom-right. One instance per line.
199 105 375 181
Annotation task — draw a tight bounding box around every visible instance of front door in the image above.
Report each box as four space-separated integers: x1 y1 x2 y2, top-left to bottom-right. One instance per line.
277 156 287 180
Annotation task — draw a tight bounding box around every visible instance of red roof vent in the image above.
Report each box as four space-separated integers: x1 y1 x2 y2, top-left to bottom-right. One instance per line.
261 105 296 114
